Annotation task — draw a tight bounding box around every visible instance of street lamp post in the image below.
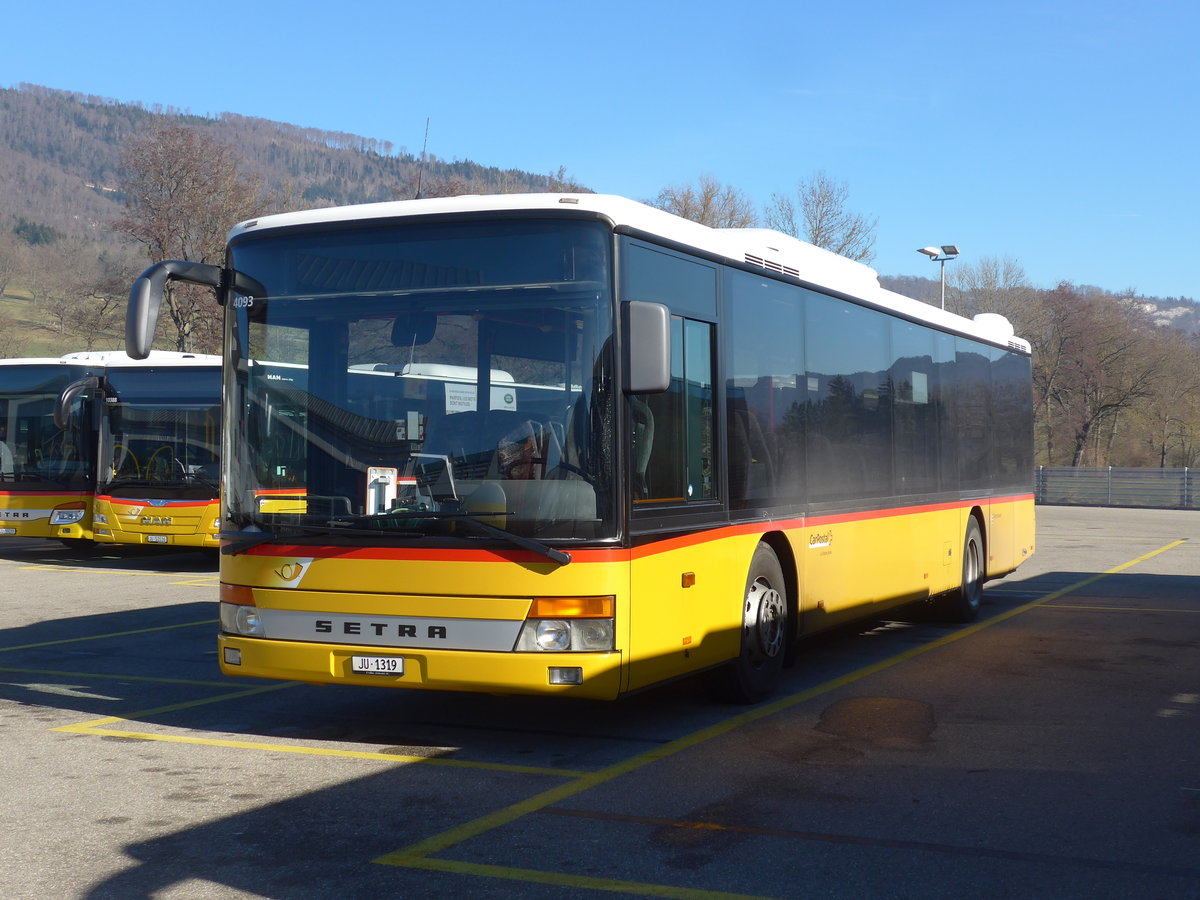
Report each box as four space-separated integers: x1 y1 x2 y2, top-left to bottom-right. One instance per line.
917 245 960 310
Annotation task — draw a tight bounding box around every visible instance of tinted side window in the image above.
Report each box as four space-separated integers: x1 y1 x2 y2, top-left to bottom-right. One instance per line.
622 242 717 318
954 339 993 490
991 348 1034 491
934 332 958 492
724 269 805 508
806 296 891 500
891 319 940 495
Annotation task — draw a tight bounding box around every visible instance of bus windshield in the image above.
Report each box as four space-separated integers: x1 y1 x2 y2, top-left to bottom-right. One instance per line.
0 363 95 491
100 367 221 498
225 218 617 543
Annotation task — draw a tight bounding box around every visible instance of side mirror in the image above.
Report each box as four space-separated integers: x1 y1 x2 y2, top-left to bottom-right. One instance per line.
391 312 437 348
623 301 670 394
54 376 99 430
126 260 224 359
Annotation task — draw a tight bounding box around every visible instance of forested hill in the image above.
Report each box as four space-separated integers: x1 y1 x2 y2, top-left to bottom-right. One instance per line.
0 83 574 243
2 82 1196 334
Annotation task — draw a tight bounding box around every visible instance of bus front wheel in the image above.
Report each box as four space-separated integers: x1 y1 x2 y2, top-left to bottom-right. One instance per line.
936 518 984 622
720 543 788 703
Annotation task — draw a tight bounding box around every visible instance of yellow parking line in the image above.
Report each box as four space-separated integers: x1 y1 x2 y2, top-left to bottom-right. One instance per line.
54 723 589 777
402 857 774 900
16 565 218 586
1040 534 1184 543
20 564 215 578
374 537 1188 895
1043 604 1200 613
0 665 232 687
53 679 590 778
0 619 216 653
59 681 299 728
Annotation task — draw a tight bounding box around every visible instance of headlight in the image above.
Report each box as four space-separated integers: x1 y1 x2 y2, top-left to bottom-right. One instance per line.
93 513 108 524
514 617 614 652
571 619 614 651
50 508 86 525
219 601 264 636
535 620 571 651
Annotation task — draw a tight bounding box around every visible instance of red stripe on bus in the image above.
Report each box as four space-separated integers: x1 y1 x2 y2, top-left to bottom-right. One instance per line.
98 496 215 508
239 544 630 564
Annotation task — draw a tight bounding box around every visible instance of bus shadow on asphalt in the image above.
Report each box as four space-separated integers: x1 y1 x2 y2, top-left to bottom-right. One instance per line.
9 565 1196 741
0 540 218 573
6 565 1196 726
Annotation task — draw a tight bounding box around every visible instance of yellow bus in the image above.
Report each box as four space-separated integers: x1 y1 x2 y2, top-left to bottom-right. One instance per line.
64 352 222 549
0 356 98 544
126 194 1035 701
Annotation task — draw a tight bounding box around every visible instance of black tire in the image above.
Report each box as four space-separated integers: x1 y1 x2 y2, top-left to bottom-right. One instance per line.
720 543 789 703
937 518 984 622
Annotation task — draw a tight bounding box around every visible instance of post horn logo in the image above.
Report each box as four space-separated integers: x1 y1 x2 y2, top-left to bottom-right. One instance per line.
273 560 313 584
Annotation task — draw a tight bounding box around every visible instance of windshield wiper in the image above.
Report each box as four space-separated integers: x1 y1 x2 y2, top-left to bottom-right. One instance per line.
353 510 570 565
426 512 571 566
181 472 219 491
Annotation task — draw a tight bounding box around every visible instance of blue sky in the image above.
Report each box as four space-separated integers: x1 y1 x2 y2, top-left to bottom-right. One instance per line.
3 0 1197 299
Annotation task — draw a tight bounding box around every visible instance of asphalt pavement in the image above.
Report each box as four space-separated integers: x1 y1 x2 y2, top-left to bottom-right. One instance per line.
0 506 1197 899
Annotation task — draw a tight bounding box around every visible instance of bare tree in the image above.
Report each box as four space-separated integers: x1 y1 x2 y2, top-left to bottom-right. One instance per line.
71 247 140 349
0 231 21 297
948 255 1035 319
0 315 27 357
649 175 757 228
1034 284 1165 466
23 243 73 334
764 171 876 262
114 124 266 352
1122 329 1200 466
545 166 588 193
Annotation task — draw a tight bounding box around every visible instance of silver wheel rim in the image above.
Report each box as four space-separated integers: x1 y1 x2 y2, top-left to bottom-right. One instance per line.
744 577 785 663
964 537 982 609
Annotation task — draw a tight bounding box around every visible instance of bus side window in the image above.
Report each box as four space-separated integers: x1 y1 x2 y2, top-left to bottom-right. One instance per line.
637 317 715 503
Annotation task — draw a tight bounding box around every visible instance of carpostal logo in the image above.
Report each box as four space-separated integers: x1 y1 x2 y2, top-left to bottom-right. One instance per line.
272 558 314 585
808 530 833 549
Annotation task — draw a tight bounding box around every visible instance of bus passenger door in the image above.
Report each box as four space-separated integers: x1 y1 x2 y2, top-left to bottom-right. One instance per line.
628 316 735 689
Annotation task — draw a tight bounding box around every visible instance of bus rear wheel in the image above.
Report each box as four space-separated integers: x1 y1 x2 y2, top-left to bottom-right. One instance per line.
720 543 788 703
936 518 984 622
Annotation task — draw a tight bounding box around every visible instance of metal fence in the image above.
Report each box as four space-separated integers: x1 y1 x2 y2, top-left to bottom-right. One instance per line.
1035 466 1199 509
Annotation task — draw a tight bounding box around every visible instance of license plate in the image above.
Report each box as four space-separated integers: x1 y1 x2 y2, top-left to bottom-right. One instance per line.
0 528 16 535
146 534 169 544
351 655 404 675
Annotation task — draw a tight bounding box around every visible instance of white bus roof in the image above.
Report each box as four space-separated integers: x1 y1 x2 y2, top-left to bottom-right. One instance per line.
230 194 1030 354
61 350 221 368
349 363 517 383
0 356 89 367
